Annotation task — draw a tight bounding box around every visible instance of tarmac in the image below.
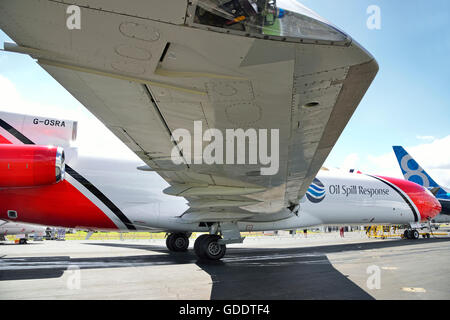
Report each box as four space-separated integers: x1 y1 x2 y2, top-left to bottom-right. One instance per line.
1 231 449 300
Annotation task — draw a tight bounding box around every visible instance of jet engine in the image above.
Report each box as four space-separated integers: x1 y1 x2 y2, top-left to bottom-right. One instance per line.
0 144 65 187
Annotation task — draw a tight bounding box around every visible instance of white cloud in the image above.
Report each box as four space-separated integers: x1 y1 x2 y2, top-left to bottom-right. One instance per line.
416 135 435 141
340 153 360 171
0 75 81 120
365 136 450 188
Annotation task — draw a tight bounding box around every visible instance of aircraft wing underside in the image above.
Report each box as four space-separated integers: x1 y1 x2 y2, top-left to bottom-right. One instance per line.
0 0 378 223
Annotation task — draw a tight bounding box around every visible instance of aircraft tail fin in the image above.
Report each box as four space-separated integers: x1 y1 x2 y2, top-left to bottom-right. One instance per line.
392 146 441 190
0 111 77 147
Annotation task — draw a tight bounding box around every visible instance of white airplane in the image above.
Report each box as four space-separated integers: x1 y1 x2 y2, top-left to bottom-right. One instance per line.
0 112 441 259
0 220 46 244
1 0 438 260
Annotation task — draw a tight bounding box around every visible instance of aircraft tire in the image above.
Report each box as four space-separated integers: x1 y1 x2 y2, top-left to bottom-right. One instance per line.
166 233 189 252
166 234 175 251
172 233 189 252
194 234 211 258
198 235 226 261
412 230 419 240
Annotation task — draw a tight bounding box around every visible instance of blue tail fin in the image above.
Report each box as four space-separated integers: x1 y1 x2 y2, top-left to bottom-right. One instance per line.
392 146 441 189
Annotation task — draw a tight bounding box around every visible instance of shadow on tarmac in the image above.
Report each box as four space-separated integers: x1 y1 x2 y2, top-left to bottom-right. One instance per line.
1 237 449 299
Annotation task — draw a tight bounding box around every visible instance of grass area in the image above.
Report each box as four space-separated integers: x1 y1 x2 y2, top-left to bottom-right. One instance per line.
8 226 447 242
65 231 167 240
64 231 276 240
63 229 322 240
4 229 326 241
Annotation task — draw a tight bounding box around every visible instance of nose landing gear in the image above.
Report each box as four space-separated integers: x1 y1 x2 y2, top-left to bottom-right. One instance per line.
403 229 419 240
403 219 435 240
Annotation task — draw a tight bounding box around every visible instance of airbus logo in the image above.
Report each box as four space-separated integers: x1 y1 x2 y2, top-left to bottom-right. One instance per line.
306 178 326 203
400 154 430 188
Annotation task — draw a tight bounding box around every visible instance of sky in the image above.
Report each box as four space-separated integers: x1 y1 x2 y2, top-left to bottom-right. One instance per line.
0 0 449 186
300 0 450 186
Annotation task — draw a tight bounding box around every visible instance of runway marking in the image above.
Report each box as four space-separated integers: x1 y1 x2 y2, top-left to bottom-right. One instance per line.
381 267 398 270
0 258 185 271
221 252 324 263
402 287 426 293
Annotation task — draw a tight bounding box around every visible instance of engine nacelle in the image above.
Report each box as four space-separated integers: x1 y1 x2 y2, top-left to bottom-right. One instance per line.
0 145 65 187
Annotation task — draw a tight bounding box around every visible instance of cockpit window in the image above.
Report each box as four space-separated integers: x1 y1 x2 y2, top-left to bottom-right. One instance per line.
193 0 348 43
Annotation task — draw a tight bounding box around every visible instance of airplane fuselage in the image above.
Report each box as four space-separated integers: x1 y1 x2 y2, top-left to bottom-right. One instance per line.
0 153 440 233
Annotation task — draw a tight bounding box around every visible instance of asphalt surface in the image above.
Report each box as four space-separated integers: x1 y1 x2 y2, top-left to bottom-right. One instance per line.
1 232 449 300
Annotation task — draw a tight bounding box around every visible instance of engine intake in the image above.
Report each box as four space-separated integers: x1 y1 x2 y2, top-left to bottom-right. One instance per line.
0 144 65 187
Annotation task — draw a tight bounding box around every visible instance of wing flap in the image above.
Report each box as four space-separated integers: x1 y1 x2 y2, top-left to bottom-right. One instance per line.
0 0 378 223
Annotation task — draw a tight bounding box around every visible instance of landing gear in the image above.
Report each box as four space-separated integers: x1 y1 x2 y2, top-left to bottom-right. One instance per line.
166 233 190 252
403 229 419 240
194 222 243 260
166 223 242 261
19 238 28 244
194 234 226 261
193 234 210 256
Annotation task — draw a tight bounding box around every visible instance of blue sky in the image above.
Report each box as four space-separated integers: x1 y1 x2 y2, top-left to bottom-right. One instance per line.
0 0 449 185
298 0 450 166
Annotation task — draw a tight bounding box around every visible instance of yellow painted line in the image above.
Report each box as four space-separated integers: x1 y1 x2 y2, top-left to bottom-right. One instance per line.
369 235 401 238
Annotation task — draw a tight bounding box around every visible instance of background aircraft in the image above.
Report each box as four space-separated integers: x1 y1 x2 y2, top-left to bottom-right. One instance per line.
393 146 450 219
0 220 46 244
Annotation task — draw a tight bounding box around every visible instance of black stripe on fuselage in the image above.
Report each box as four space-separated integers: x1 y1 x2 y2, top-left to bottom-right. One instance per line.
368 175 419 222
0 119 34 144
0 118 136 230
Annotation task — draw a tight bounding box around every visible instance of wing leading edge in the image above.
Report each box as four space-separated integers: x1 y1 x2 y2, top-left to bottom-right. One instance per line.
0 0 378 223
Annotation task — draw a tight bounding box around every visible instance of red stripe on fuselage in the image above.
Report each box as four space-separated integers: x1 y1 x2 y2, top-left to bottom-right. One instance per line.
377 176 441 222
0 132 12 144
0 180 119 230
0 132 117 230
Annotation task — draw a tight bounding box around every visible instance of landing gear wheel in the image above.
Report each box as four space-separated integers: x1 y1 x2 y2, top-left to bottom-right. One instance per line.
166 233 189 252
19 238 27 244
194 234 211 258
196 235 226 261
166 235 174 251
404 230 410 239
404 230 419 240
